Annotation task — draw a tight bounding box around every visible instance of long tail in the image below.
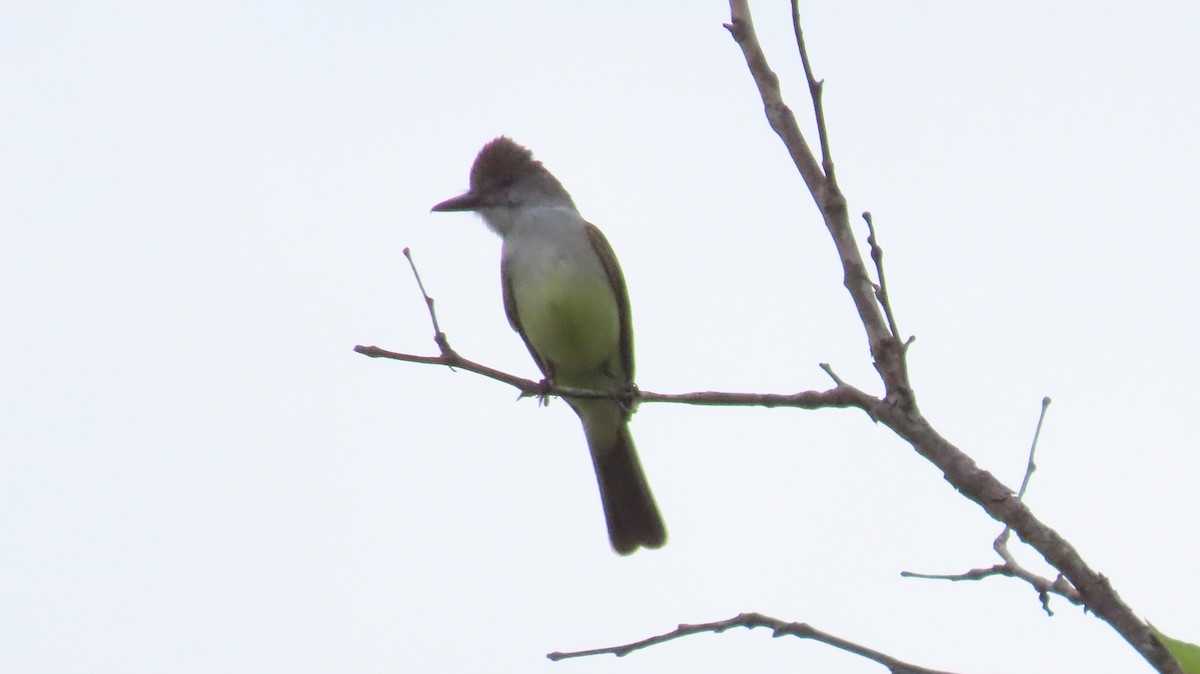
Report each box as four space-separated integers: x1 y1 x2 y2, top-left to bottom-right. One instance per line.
574 400 667 555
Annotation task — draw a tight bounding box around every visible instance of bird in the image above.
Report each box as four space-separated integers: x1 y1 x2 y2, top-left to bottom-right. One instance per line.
431 137 666 554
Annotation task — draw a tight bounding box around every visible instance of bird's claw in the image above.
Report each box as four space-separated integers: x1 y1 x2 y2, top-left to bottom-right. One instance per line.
617 381 641 416
534 378 554 407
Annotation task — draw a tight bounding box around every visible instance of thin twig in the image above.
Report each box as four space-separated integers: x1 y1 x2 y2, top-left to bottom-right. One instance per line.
1016 396 1052 500
403 247 456 358
819 362 847 386
863 212 901 342
548 612 961 674
904 398 1077 616
862 211 916 406
818 362 879 420
995 396 1052 545
901 565 1079 617
790 0 835 186
722 6 826 203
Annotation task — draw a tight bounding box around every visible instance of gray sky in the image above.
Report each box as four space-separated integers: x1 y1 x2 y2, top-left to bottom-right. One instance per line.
3 2 1198 673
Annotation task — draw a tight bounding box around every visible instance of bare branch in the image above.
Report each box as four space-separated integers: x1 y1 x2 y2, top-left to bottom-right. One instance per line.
548 612 962 674
869 346 1172 670
995 396 1052 546
725 0 908 406
724 2 1178 671
905 398 1078 616
862 211 916 399
902 561 1081 618
640 385 871 411
790 0 836 185
355 344 530 394
722 9 824 196
402 247 456 359
354 344 875 412
863 212 902 343
1016 396 1052 500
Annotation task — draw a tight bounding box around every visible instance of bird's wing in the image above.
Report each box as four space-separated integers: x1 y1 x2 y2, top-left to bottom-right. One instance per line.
584 222 635 382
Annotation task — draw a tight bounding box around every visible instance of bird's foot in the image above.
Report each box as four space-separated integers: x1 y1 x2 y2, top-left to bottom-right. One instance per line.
533 378 554 407
616 381 641 416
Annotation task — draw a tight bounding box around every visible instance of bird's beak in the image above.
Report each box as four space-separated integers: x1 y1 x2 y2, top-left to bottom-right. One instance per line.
431 190 485 213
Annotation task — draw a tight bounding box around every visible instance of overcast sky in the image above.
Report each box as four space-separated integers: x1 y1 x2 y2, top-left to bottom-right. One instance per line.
3 2 1198 673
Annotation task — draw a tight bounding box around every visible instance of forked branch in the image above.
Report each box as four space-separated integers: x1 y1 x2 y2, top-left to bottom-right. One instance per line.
722 1 1174 672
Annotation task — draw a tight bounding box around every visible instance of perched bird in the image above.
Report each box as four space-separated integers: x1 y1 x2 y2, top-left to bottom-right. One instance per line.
432 137 666 554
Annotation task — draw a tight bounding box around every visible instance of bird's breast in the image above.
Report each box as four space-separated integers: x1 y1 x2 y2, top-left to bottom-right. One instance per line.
505 240 622 384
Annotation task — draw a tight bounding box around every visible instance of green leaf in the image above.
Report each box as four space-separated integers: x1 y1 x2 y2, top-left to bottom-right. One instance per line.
1150 624 1200 674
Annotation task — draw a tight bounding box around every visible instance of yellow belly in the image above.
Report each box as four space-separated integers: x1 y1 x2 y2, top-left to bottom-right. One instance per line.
512 264 621 386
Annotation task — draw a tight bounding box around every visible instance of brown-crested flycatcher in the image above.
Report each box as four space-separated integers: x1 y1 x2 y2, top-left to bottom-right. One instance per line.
431 137 666 555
